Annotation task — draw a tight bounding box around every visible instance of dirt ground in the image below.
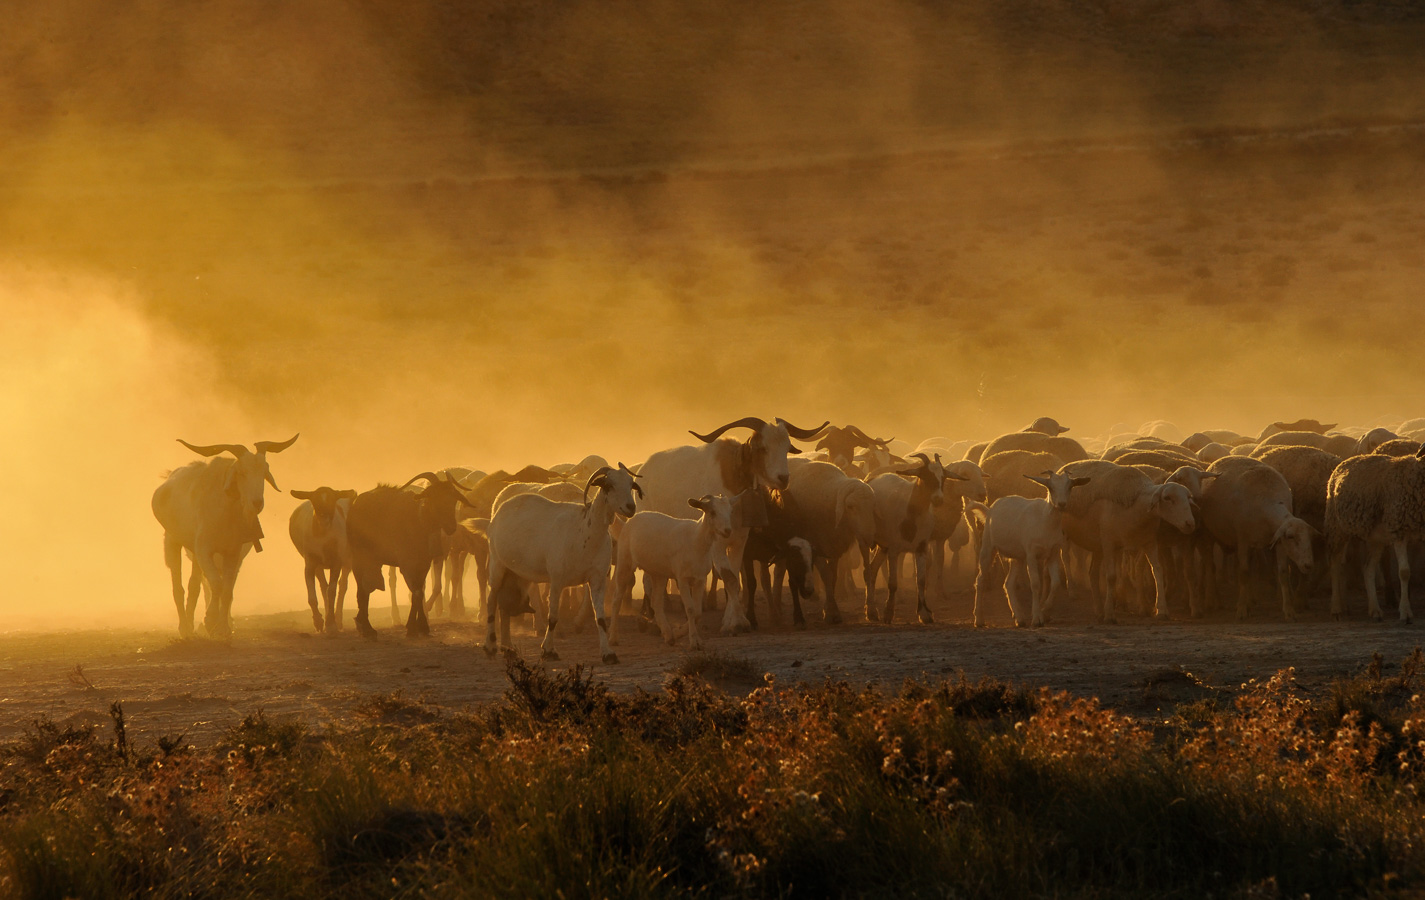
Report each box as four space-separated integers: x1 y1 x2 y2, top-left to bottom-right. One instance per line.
5 577 1420 748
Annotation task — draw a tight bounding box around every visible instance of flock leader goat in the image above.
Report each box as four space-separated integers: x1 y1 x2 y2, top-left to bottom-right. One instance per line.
152 414 1425 651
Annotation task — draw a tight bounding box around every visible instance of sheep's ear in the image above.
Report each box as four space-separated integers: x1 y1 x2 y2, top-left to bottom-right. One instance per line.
1070 476 1091 487
787 445 802 455
688 498 706 512
1202 472 1220 480
1024 474 1050 487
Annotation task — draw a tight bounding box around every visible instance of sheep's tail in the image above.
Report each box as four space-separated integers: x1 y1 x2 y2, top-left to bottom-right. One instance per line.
462 518 490 537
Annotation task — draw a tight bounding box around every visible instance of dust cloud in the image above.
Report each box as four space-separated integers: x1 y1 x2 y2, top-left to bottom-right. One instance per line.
2 0 1424 628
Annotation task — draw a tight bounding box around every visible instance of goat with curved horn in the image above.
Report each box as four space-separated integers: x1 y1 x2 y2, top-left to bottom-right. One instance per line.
689 417 769 443
178 439 250 458
399 472 442 491
775 418 833 440
255 433 300 454
582 467 615 507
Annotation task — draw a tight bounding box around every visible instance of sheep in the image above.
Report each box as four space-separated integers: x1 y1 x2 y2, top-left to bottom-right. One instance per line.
783 460 878 624
1257 428 1396 458
927 459 988 603
969 470 1090 627
1252 446 1340 535
1326 448 1425 624
1199 457 1317 620
864 453 962 624
1196 442 1232 463
614 494 735 650
484 464 642 662
1138 420 1184 442
151 434 299 637
489 480 591 632
965 441 989 465
287 487 358 634
635 416 828 634
980 431 1091 464
1373 439 1422 458
981 450 1069 503
347 472 476 638
1058 459 1196 621
1104 448 1202 470
741 502 817 628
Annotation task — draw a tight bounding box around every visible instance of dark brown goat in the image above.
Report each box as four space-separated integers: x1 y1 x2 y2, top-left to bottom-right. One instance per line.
347 472 475 638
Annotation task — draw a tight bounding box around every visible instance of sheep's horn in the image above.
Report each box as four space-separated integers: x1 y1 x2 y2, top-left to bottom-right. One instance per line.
178 439 249 458
847 424 892 446
776 418 832 440
290 489 316 500
255 434 299 454
399 472 441 490
909 452 932 465
689 417 768 443
264 470 280 491
618 461 642 478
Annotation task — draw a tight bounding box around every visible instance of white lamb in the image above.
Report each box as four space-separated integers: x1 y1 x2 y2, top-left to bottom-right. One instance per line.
613 494 735 651
969 471 1090 628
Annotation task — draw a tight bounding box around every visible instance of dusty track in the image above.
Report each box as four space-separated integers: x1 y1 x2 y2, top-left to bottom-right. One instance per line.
4 584 1419 746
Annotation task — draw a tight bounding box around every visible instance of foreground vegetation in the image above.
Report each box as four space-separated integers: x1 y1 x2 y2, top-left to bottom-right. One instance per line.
2 651 1423 899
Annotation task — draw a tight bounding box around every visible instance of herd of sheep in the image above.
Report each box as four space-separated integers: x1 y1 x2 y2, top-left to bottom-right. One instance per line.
150 414 1425 661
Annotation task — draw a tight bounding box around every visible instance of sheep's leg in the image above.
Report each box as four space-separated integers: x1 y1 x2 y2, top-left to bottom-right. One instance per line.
646 574 675 645
1393 539 1414 624
402 567 430 638
914 546 934 624
192 547 225 637
387 566 401 626
184 563 204 634
539 580 566 661
741 557 761 632
482 561 506 655
1147 543 1169 619
573 585 594 633
815 556 837 626
1272 544 1296 622
1005 558 1029 626
1088 550 1111 624
1100 547 1121 625
769 560 786 623
683 577 706 651
333 566 350 631
786 561 807 628
449 550 467 619
473 541 489 626
1329 540 1348 619
864 548 886 622
972 536 994 629
304 562 324 632
163 535 193 637
533 585 549 636
1363 544 1385 621
426 557 445 616
883 551 901 624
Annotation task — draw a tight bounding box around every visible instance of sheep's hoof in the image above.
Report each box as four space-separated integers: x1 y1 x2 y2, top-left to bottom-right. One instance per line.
1371 611 1384 622
973 619 983 628
602 653 620 665
406 623 430 639
1332 612 1343 622
541 649 560 661
918 611 934 625
794 618 807 630
482 642 498 658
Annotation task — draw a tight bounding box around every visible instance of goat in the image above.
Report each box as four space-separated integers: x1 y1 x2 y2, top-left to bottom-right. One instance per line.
288 487 358 634
614 494 735 650
484 464 641 663
347 472 476 638
783 460 878 625
864 453 961 624
151 434 298 637
635 416 827 633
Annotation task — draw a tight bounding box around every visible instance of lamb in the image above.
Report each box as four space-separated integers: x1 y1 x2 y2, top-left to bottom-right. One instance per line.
965 442 989 465
614 494 735 650
1372 439 1422 458
287 487 358 634
1257 419 1336 441
1196 442 1232 463
483 464 641 662
1326 448 1425 623
346 472 477 638
864 453 961 624
783 460 878 624
969 471 1090 628
151 434 299 637
1058 459 1196 621
1198 457 1317 620
1024 417 1070 435
981 450 1070 503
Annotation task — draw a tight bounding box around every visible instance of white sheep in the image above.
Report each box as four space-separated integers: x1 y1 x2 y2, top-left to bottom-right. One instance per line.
483 464 641 663
864 453 960 624
287 487 358 633
968 470 1089 627
1326 449 1425 623
613 494 735 651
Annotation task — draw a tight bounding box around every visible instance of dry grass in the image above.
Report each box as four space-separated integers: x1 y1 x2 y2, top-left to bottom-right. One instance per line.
1 652 1423 898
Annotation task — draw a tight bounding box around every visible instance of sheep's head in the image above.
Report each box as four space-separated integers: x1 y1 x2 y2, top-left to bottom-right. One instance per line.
1025 417 1070 435
585 463 641 518
945 460 988 503
1273 517 1317 573
688 493 735 540
290 487 358 535
1025 471 1090 511
1151 482 1196 534
180 434 299 542
835 479 877 542
815 424 892 471
899 452 959 508
1359 427 1399 455
690 416 829 491
1166 466 1219 501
